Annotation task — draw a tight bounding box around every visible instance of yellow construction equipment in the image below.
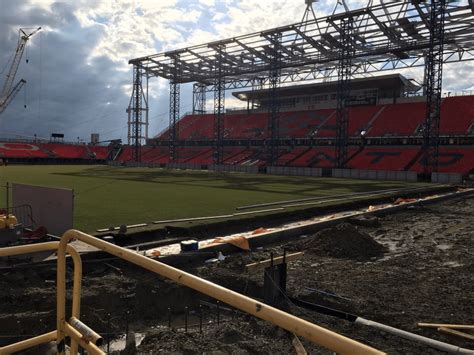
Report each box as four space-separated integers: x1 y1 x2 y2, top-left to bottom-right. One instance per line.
0 230 385 355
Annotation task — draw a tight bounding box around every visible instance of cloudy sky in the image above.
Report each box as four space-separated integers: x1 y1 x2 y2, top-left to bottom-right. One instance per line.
0 0 472 143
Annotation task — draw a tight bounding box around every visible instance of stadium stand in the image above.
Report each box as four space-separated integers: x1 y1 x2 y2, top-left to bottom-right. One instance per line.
41 144 90 159
289 147 357 168
412 146 474 175
176 147 213 164
440 96 474 135
226 113 267 139
347 147 421 171
1 94 472 176
0 143 49 158
347 106 383 136
141 146 169 163
117 146 133 162
89 146 110 159
367 102 426 137
282 109 335 138
276 147 310 166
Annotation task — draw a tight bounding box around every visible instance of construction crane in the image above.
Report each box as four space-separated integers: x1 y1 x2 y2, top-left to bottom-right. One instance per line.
0 27 41 115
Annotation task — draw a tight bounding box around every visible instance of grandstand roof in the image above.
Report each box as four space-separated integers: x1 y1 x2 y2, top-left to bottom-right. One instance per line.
129 1 474 87
232 74 420 101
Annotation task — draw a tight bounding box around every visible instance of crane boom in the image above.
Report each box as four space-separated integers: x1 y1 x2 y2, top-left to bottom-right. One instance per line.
0 79 26 114
0 27 41 114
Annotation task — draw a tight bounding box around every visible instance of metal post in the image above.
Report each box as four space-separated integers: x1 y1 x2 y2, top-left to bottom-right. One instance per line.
169 55 181 162
267 32 282 166
335 17 354 169
168 307 172 328
106 313 111 354
6 182 9 213
213 45 226 165
128 65 148 162
422 0 446 176
125 310 130 343
192 83 206 115
199 304 203 332
184 306 188 332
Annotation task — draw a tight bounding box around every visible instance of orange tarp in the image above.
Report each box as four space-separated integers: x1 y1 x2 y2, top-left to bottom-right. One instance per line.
212 235 250 250
393 197 417 205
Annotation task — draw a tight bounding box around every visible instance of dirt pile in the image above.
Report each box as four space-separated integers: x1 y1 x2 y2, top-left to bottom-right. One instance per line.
297 223 386 260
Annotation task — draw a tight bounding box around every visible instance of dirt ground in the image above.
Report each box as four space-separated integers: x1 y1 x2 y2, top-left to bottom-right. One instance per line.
0 195 472 354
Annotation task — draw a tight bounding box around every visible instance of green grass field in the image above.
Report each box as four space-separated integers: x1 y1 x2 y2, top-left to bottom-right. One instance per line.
0 165 425 232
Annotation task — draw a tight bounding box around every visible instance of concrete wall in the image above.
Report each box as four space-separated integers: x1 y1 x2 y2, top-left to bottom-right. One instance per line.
167 163 202 170
431 172 462 184
332 168 418 182
208 164 259 174
112 161 421 183
267 166 322 177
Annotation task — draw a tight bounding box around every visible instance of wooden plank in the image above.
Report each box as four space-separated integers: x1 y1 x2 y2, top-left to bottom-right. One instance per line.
438 327 474 341
245 252 303 273
291 333 308 355
417 323 474 330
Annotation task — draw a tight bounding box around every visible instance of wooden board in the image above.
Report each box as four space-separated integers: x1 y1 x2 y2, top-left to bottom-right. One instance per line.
291 333 307 355
438 327 474 341
245 252 303 273
417 323 474 330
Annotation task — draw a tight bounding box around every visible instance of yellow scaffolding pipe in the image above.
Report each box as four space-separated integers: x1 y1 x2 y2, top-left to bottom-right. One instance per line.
0 242 83 355
0 331 56 355
56 230 384 355
0 230 385 354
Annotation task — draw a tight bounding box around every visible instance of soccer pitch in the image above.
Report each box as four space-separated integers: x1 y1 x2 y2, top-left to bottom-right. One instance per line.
0 165 424 232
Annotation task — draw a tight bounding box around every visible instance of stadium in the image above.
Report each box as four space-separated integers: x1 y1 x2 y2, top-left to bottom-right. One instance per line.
0 0 473 354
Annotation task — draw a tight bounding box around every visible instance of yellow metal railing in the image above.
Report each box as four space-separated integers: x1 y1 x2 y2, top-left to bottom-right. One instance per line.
0 230 385 355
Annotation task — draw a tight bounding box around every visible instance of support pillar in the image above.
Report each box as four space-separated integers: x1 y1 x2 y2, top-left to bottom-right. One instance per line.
267 32 282 167
213 45 225 165
422 0 446 176
192 83 206 115
335 17 354 169
169 56 181 162
127 65 148 162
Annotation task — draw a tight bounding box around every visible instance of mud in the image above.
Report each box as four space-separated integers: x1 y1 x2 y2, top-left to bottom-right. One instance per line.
0 195 473 354
290 223 387 260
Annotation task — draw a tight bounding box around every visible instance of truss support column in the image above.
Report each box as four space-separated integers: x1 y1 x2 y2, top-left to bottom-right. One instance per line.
422 0 446 176
169 56 181 162
128 64 148 162
335 17 354 169
213 46 225 165
192 83 206 115
267 32 282 167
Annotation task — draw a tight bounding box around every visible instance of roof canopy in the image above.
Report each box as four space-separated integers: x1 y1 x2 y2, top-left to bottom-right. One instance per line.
232 74 420 101
130 1 474 87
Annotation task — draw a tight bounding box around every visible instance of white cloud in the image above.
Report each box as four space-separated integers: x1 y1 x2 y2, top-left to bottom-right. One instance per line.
198 0 216 7
1 0 473 140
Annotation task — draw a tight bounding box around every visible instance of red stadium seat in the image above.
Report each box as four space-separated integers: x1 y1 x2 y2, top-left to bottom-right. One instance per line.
367 102 426 137
89 146 110 159
347 147 421 171
0 142 49 158
411 147 474 175
41 144 89 159
440 96 474 135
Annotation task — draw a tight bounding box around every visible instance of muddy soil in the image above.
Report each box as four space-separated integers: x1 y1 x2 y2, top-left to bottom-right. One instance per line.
0 195 472 354
191 196 474 354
